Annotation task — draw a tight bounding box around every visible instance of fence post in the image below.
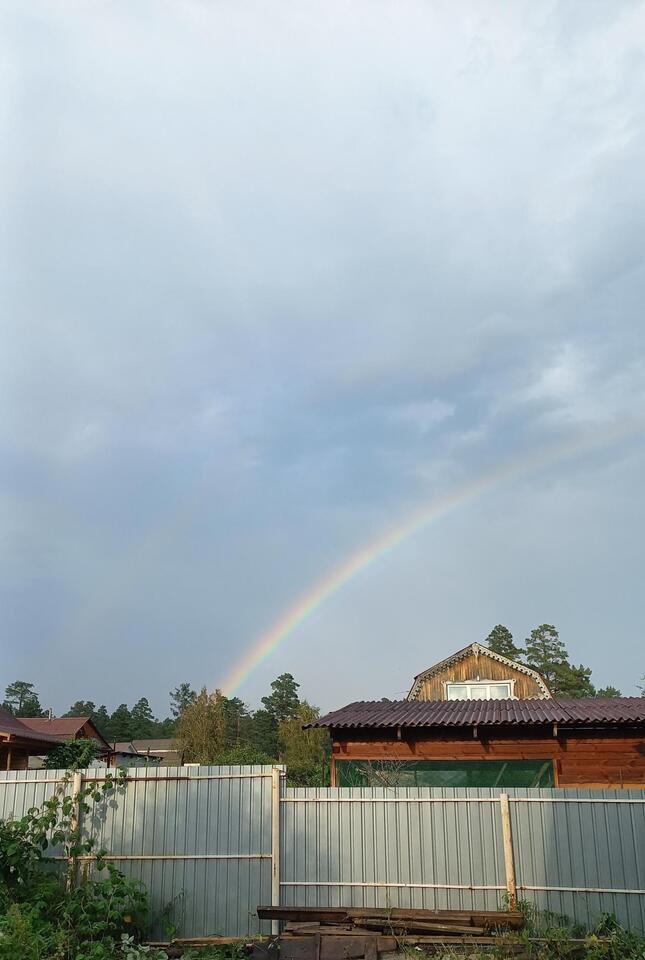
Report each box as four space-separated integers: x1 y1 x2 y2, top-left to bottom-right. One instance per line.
67 770 83 891
271 767 281 936
499 793 517 910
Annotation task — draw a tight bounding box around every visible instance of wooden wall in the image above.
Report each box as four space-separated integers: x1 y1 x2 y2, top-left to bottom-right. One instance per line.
330 728 645 788
413 651 546 700
0 746 29 771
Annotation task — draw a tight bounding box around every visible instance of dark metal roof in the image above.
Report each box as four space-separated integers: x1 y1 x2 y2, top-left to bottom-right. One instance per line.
0 708 64 746
306 697 645 729
21 716 111 750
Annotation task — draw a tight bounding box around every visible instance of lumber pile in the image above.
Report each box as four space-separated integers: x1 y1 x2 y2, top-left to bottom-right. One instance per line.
255 905 524 958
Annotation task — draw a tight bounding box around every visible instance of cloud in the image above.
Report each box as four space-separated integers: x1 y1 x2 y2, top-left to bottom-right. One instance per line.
1 0 645 712
387 399 455 434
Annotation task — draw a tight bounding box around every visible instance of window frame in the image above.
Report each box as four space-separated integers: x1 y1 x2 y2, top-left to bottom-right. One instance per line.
443 678 516 700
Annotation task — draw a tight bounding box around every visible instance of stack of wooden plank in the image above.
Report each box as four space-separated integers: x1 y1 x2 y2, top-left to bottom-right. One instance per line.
255 906 525 958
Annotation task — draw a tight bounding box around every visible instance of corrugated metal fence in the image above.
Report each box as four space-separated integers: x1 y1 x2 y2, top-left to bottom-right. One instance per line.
1 768 643 937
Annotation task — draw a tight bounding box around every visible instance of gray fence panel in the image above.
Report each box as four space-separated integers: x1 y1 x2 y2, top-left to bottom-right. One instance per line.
281 786 645 932
1 771 643 936
0 765 277 938
281 787 506 913
505 787 645 934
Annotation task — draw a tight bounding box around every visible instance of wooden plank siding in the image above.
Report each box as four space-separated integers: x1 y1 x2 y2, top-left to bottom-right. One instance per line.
414 651 545 701
330 728 645 788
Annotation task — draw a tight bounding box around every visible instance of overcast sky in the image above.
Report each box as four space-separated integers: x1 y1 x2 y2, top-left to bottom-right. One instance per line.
2 1 645 718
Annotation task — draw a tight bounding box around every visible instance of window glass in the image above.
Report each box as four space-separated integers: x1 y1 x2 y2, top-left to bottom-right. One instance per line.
337 759 554 788
446 681 512 700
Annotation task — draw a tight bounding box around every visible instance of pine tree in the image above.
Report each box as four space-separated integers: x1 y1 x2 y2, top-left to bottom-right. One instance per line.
169 683 197 719
595 686 621 698
524 624 594 697
3 681 44 717
130 698 156 738
483 625 523 661
261 673 300 723
250 708 279 758
93 705 112 739
64 700 96 717
109 703 135 741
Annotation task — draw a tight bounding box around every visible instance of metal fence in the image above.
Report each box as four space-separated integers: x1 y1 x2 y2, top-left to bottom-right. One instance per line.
282 786 645 934
0 768 643 937
0 765 280 938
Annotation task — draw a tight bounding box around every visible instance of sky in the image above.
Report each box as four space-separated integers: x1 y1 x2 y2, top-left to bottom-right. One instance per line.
2 0 645 718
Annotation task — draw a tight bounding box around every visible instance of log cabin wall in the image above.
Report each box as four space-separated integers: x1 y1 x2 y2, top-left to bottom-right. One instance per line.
413 651 545 700
330 728 645 788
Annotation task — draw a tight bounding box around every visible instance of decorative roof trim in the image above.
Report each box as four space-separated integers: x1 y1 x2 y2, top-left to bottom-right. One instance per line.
407 642 551 700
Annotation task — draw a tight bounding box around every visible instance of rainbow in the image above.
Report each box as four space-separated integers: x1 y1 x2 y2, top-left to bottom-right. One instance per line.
220 418 643 696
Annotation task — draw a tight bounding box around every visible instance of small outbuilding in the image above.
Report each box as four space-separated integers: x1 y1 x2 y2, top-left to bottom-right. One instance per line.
309 697 645 788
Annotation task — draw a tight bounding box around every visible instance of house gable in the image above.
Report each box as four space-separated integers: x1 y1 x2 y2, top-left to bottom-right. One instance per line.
407 642 551 700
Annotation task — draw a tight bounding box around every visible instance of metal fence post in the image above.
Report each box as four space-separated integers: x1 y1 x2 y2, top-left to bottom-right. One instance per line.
271 767 281 935
499 793 517 910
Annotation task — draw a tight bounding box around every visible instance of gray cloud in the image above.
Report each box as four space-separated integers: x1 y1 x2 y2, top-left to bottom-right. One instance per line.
2 0 645 714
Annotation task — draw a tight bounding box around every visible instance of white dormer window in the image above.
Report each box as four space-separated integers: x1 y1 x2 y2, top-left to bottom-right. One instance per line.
445 680 513 700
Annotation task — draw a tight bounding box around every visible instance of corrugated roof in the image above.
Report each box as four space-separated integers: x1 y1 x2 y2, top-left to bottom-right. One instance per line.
22 716 89 737
21 716 111 749
306 697 645 729
0 708 64 745
131 738 177 752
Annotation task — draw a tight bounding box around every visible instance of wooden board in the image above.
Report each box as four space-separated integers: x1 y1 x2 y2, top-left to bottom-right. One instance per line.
258 906 523 929
264 935 397 960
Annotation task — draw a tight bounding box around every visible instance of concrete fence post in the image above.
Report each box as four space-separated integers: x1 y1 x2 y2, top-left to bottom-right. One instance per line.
499 792 517 910
271 767 281 935
67 770 83 891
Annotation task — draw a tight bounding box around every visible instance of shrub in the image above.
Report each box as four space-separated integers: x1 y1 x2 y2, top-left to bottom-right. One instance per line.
0 769 167 959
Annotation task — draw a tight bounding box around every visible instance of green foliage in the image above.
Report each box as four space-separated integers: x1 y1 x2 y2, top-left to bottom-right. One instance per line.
175 689 229 763
279 701 329 786
64 700 97 718
44 738 103 770
524 625 596 697
261 673 300 723
170 683 198 719
595 686 622 698
0 769 168 960
249 708 278 757
2 680 44 718
484 624 524 660
211 745 275 765
495 900 645 959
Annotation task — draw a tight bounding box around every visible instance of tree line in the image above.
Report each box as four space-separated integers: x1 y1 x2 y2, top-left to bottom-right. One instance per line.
1 674 329 786
483 623 627 697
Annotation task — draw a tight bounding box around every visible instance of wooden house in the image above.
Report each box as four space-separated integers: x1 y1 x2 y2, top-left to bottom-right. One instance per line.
21 715 113 767
408 642 551 701
307 644 645 789
0 708 63 770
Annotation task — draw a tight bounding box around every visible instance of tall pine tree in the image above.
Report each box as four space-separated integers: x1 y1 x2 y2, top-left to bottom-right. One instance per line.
483 625 523 661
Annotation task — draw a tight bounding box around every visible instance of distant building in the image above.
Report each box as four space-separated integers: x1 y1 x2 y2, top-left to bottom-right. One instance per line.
111 742 163 766
130 739 183 766
0 708 63 770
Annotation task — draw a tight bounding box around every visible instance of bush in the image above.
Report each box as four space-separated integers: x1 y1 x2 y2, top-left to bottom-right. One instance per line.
0 769 167 959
